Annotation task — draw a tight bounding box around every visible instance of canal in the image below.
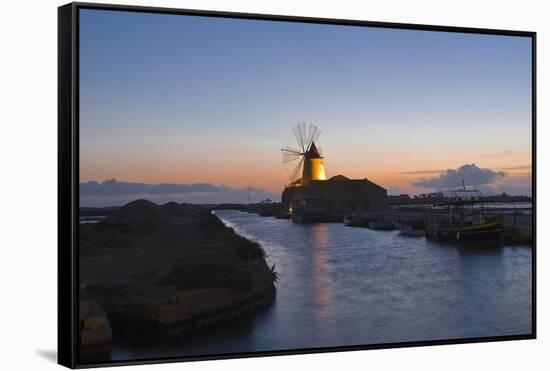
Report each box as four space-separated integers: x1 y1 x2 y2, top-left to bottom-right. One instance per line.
110 210 532 361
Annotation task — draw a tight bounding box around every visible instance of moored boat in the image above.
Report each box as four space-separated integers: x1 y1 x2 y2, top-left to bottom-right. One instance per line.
424 185 503 241
425 216 503 241
394 220 425 237
367 220 394 230
343 215 368 227
291 206 342 223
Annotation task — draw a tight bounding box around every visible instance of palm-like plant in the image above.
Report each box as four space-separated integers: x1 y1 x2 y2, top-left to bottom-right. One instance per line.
270 264 280 283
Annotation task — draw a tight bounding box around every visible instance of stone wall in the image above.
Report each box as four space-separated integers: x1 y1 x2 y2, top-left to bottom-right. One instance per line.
282 177 387 213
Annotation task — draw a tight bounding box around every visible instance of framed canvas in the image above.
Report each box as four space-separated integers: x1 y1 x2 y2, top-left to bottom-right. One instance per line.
58 2 536 368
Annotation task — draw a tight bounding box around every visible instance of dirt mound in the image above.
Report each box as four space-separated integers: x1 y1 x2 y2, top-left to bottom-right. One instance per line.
100 199 178 225
162 202 205 217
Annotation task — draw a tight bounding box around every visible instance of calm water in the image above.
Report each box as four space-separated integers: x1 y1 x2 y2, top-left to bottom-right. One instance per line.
108 210 532 362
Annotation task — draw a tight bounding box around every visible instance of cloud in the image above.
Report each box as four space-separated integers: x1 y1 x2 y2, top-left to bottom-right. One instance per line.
480 174 532 196
80 179 232 196
412 164 506 191
80 179 280 207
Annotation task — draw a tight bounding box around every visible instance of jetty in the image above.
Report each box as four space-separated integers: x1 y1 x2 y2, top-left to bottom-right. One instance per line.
345 205 532 243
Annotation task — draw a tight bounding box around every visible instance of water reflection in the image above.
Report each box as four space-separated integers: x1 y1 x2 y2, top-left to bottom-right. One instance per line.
106 211 532 361
309 224 332 324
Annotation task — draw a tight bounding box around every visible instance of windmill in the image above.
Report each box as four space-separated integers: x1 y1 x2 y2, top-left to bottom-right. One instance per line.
281 122 327 186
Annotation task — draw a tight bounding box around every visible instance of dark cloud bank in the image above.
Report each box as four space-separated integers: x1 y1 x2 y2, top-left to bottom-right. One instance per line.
411 163 531 196
412 164 506 190
80 179 280 207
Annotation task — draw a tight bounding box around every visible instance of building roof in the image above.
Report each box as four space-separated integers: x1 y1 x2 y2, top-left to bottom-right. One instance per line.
305 141 322 158
328 175 349 181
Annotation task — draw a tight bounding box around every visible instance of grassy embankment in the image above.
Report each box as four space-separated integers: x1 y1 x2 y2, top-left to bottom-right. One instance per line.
79 200 278 350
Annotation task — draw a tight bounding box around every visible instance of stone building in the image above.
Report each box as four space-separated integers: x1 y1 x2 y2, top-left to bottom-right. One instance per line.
282 174 387 214
280 126 387 216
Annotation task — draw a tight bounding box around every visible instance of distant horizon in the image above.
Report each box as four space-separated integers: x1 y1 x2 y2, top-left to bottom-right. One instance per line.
79 191 534 209
79 171 532 207
79 9 532 206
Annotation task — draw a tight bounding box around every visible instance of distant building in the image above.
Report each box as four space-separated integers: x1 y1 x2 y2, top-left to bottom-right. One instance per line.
282 175 387 214
281 124 387 215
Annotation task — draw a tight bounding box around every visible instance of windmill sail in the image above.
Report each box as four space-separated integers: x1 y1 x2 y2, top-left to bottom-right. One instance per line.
281 122 326 185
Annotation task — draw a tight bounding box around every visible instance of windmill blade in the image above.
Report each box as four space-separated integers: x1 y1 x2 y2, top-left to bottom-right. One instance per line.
283 153 301 163
303 123 321 151
298 122 308 152
290 157 304 183
281 147 303 163
292 125 305 152
304 123 314 150
281 146 302 154
310 125 321 147
282 152 302 163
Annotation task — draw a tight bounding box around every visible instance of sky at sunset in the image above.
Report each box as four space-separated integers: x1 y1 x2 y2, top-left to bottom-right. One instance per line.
79 9 532 206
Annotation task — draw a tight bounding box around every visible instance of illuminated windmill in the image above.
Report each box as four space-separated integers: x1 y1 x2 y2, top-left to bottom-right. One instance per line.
281 122 326 186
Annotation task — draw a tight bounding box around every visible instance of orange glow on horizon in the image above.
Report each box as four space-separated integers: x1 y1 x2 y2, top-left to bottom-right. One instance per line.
80 144 532 195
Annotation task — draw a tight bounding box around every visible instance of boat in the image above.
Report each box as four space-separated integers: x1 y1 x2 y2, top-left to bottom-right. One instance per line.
424 185 503 241
343 215 367 227
290 198 343 224
367 220 394 230
394 220 425 237
291 206 342 223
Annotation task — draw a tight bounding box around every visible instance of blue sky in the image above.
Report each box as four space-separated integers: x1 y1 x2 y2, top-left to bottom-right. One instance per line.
79 8 532 205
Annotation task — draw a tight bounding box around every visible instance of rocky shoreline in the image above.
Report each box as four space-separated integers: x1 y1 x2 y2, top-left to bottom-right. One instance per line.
79 200 277 356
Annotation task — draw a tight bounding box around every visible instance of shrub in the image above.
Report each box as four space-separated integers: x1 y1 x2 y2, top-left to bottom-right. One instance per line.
165 264 252 291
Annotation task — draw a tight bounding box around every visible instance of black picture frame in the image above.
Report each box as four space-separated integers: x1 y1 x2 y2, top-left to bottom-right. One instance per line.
58 2 537 368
